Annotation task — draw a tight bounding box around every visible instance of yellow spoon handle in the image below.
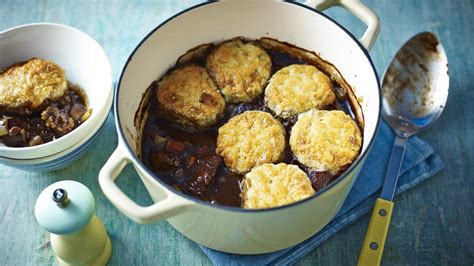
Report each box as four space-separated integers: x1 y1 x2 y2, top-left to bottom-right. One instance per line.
358 198 394 266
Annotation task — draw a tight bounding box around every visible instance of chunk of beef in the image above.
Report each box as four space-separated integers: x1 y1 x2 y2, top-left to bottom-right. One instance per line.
41 106 75 135
184 155 222 195
69 103 88 121
194 144 212 156
308 171 334 191
164 138 185 153
150 151 182 172
1 126 27 147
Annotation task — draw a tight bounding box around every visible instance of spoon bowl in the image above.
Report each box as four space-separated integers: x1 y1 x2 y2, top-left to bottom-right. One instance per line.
358 32 449 265
382 32 449 137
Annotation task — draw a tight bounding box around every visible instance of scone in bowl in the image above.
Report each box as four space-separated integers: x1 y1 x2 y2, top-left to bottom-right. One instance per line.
0 23 112 160
99 0 381 254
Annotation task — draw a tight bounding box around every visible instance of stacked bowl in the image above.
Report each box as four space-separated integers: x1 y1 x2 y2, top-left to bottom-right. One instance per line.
0 23 113 171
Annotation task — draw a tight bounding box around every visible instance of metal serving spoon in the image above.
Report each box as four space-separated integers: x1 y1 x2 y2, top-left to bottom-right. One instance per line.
358 32 449 265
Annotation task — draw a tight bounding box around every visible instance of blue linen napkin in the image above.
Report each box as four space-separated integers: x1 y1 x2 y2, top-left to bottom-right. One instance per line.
199 120 445 265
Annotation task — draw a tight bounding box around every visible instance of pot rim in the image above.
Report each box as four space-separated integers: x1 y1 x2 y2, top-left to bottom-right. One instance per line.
114 1 382 213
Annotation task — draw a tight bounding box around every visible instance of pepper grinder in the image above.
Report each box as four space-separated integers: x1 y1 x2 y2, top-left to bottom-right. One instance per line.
35 180 112 266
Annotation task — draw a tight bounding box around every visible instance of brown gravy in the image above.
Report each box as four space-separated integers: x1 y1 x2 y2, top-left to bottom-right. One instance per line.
140 39 361 208
0 85 89 147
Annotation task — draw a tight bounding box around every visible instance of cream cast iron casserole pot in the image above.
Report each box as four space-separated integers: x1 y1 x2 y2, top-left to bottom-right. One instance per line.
99 0 381 254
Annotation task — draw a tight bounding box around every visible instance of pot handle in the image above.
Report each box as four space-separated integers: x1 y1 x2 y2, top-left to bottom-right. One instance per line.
98 145 190 224
303 0 380 51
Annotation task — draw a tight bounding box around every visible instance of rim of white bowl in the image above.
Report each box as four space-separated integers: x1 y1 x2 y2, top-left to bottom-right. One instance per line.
0 22 113 159
115 1 382 213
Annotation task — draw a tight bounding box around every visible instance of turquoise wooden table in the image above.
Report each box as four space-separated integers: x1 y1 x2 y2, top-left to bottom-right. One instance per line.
1 0 473 265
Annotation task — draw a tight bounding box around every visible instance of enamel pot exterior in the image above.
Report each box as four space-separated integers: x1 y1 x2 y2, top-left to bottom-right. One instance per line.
99 1 381 254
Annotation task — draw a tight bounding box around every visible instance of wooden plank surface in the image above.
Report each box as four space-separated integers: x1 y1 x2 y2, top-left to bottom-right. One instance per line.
0 0 473 265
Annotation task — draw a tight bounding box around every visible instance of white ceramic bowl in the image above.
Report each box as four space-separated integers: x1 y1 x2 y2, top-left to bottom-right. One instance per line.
100 0 381 254
0 23 113 159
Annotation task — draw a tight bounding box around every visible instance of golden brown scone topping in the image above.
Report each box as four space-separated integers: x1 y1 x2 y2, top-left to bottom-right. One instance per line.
216 111 285 174
241 163 315 209
0 58 67 114
156 65 225 131
265 64 336 118
206 39 271 103
290 109 362 173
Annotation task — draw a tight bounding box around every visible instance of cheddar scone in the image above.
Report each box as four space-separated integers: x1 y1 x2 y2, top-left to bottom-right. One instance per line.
206 38 271 103
0 58 68 114
265 64 336 118
290 109 362 173
216 111 285 174
241 163 315 209
156 65 225 131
